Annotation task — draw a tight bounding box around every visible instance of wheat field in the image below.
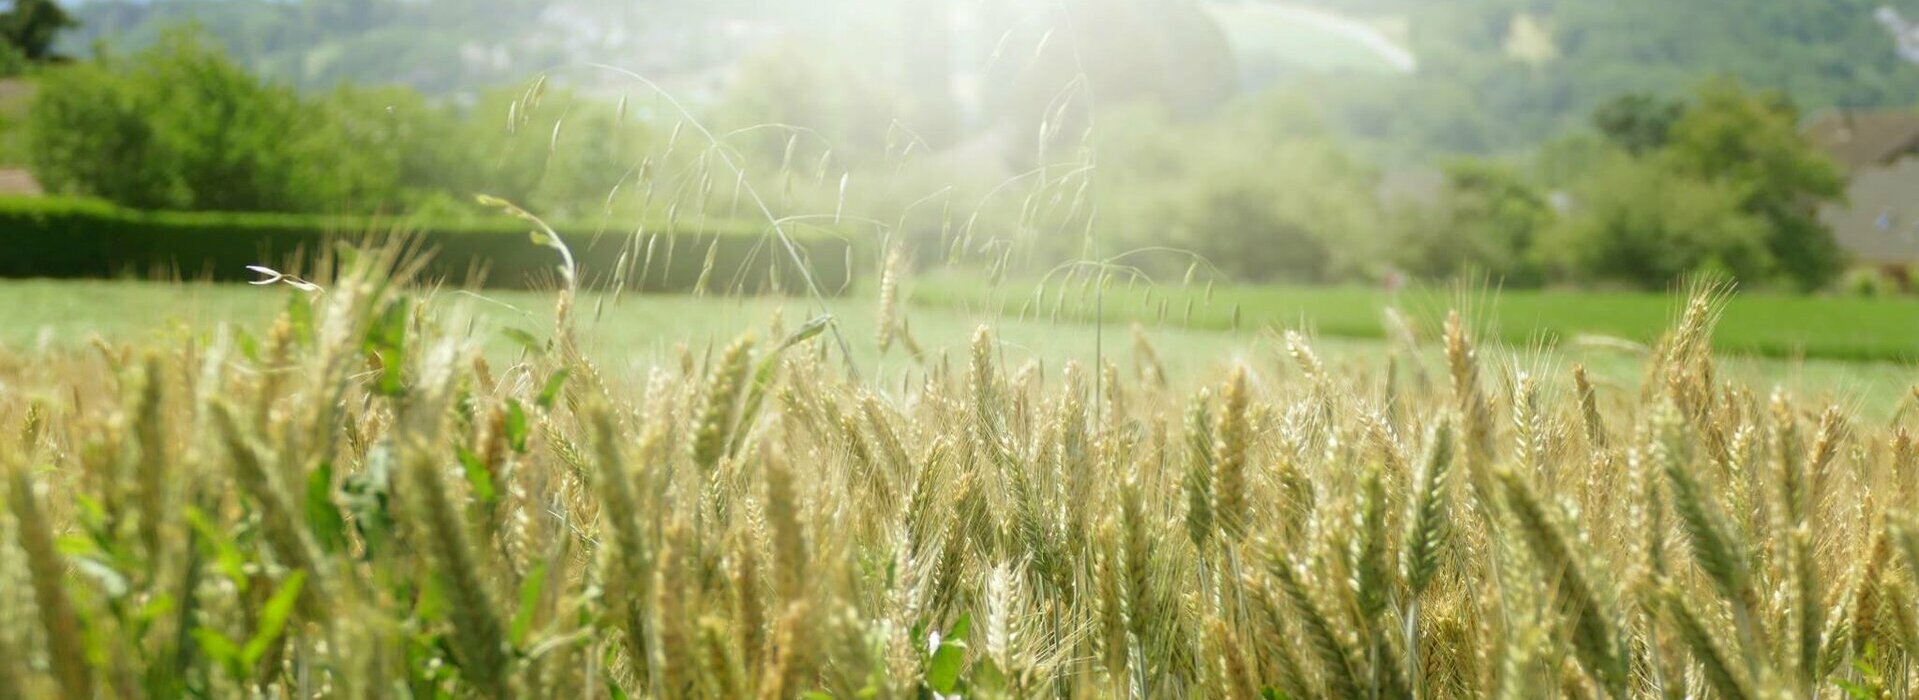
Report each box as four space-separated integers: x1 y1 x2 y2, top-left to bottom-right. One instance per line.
0 249 1915 699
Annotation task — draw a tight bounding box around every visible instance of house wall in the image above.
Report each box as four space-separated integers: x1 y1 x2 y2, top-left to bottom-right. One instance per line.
1821 156 1919 266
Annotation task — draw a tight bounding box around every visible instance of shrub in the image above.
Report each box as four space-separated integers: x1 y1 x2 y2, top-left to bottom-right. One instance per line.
1394 159 1555 286
0 196 854 293
1538 152 1772 288
27 29 388 212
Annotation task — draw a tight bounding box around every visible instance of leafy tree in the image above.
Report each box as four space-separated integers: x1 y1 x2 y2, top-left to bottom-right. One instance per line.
1540 151 1773 288
1591 93 1682 155
29 29 420 212
0 0 75 62
1660 79 1846 290
1395 159 1554 285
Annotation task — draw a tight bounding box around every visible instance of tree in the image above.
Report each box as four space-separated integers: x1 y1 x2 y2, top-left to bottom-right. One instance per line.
1660 79 1847 290
28 29 419 212
1591 93 1682 155
1540 152 1774 288
1395 159 1554 286
0 0 75 62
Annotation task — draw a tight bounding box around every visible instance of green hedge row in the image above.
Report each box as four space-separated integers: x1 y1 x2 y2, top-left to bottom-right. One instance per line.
0 197 854 294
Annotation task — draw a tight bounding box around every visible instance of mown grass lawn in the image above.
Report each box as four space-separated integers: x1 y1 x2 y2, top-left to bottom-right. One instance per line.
912 273 1919 364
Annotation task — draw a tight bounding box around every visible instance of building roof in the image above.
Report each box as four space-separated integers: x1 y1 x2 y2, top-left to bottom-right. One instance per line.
1802 110 1919 171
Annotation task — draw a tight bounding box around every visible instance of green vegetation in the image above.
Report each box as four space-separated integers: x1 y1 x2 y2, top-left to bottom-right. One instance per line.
0 196 854 293
915 271 1919 363
0 0 74 71
13 3 1873 295
26 29 657 216
1304 0 1919 156
1396 80 1849 290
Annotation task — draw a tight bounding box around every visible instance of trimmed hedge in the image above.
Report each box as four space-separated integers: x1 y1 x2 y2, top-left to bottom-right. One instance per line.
0 197 854 294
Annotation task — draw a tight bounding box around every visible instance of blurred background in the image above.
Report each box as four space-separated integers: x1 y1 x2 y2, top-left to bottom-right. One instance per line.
9 0 1919 288
5 0 1919 394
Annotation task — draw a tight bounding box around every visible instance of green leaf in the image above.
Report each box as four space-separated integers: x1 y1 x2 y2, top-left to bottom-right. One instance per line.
948 613 971 642
926 639 966 694
778 314 833 351
511 562 551 647
186 507 248 593
1834 679 1873 700
505 399 530 453
235 329 261 363
502 328 545 354
241 571 306 666
193 628 246 680
800 693 835 700
457 447 498 506
537 368 570 410
306 461 347 554
415 572 447 623
364 300 408 397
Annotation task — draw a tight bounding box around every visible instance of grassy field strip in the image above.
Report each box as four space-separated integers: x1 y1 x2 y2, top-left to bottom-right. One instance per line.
912 273 1919 364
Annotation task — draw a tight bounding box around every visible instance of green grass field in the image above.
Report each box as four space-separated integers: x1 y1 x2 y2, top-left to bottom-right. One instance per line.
913 273 1919 364
3 277 1915 417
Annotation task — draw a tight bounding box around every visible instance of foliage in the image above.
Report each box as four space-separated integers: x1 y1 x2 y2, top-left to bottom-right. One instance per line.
27 30 390 212
24 31 671 218
1393 159 1553 285
1403 80 1847 290
0 196 852 293
1590 92 1682 155
1306 0 1919 157
1660 79 1847 291
1538 151 1772 288
0 0 75 63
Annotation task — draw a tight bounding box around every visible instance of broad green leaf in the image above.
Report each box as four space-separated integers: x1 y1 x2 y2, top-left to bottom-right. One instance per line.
948 613 971 642
926 640 965 694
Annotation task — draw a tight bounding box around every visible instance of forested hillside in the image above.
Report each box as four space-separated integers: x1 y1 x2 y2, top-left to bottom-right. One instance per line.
1292 0 1919 154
